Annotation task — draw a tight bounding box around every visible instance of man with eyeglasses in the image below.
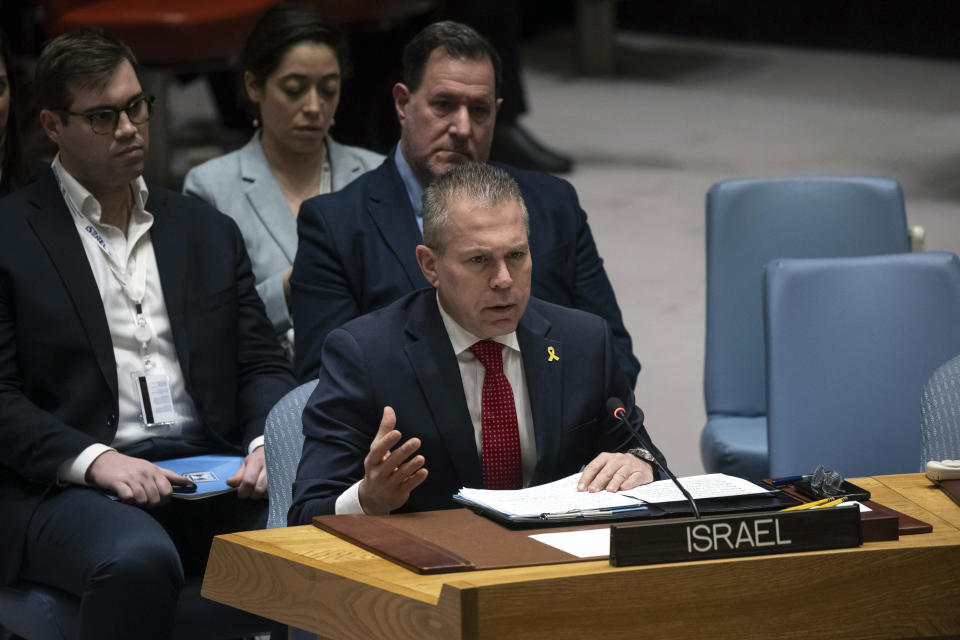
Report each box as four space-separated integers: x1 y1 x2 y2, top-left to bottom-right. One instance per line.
0 29 295 639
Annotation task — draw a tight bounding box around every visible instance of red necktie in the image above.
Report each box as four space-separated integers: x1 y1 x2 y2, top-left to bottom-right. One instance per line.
469 340 522 490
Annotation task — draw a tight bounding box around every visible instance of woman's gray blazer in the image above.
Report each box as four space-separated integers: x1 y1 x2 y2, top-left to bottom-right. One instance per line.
183 133 383 356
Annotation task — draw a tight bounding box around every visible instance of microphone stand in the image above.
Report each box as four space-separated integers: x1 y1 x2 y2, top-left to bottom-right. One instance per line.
607 397 701 520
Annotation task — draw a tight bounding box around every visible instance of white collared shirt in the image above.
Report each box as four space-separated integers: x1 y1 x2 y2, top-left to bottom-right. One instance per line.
52 156 209 484
335 295 536 514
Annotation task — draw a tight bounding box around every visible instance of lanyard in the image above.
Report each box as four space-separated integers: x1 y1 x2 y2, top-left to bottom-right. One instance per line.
54 166 155 365
125 247 154 366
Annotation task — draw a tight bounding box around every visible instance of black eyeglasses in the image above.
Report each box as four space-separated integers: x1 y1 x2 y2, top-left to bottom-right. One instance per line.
58 94 155 135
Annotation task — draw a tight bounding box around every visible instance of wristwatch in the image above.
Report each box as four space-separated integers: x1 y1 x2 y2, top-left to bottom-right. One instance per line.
627 447 655 463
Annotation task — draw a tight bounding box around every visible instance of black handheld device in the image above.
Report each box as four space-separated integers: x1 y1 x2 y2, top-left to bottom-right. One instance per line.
172 481 198 494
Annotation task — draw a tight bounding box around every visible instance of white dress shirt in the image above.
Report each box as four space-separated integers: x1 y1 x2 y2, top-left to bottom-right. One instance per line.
335 295 536 514
51 157 257 485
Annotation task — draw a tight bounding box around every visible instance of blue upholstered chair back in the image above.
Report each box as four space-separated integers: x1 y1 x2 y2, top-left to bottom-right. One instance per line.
264 380 318 529
261 380 319 640
0 573 269 640
921 353 960 465
701 176 909 478
763 252 960 478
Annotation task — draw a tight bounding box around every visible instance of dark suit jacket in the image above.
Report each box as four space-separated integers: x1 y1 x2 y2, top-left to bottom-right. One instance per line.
288 289 662 523
290 153 640 385
0 168 296 585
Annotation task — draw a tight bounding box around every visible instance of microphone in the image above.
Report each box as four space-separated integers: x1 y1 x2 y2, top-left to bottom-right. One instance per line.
606 397 701 520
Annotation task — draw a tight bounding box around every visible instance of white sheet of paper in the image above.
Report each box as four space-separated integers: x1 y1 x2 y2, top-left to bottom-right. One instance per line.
843 501 871 512
529 528 611 558
457 474 643 518
456 472 770 518
621 473 771 504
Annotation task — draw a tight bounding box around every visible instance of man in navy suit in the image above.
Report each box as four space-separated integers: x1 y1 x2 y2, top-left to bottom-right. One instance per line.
0 30 294 639
289 163 662 520
290 21 640 387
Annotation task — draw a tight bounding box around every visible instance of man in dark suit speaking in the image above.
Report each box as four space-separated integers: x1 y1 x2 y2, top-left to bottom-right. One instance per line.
290 21 641 387
0 30 294 639
290 163 662 520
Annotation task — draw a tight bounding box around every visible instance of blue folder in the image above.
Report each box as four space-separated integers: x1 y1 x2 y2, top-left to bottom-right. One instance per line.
154 454 243 500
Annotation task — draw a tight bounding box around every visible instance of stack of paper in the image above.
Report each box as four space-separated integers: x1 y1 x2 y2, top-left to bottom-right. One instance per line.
457 474 644 519
624 473 773 503
455 473 772 520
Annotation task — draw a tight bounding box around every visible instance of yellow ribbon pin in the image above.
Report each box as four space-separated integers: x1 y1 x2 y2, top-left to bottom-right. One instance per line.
547 346 559 362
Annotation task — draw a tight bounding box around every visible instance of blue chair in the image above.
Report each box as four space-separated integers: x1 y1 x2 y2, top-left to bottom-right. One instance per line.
701 176 910 479
261 380 318 640
264 380 318 529
763 252 960 478
921 353 960 466
0 567 270 640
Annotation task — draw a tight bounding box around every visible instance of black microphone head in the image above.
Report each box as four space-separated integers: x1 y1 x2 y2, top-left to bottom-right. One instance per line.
606 397 626 418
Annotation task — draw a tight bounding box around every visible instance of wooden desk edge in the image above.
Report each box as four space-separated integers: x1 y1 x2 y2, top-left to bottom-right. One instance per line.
201 474 960 639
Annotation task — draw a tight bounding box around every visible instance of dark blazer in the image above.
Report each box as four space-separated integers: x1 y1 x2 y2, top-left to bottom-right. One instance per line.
290 153 640 385
0 168 296 585
289 289 662 523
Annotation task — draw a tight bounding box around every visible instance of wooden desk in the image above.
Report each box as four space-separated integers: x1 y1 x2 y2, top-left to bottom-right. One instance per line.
203 474 960 639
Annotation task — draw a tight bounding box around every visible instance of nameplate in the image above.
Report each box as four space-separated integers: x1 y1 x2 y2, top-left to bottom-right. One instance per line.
609 507 861 566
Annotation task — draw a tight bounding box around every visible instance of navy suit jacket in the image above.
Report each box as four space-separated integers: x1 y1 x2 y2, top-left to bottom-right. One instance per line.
0 169 296 585
288 289 662 523
290 153 640 385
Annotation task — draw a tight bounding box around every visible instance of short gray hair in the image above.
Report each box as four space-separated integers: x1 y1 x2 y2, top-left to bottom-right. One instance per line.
421 163 528 254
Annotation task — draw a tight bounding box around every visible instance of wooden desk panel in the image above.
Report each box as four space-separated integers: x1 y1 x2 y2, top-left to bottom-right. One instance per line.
203 474 960 639
872 473 960 530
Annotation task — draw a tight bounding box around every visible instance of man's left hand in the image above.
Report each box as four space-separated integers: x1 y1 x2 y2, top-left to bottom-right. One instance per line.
226 445 268 499
577 452 654 492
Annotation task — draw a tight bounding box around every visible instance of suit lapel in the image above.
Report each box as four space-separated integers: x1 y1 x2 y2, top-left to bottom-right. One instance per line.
26 170 118 399
403 293 483 488
147 188 191 378
516 305 563 485
367 160 429 289
241 136 298 264
328 136 369 188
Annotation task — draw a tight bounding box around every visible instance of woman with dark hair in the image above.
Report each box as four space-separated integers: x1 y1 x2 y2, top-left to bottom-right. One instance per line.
184 3 382 357
0 30 27 196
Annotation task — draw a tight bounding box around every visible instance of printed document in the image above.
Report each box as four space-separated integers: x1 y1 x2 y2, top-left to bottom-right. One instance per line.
622 473 772 504
456 473 771 518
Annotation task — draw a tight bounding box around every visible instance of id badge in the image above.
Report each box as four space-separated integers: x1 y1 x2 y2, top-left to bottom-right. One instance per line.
131 370 178 427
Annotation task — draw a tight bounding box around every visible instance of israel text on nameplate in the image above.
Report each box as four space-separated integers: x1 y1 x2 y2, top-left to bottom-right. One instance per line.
609 505 862 566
